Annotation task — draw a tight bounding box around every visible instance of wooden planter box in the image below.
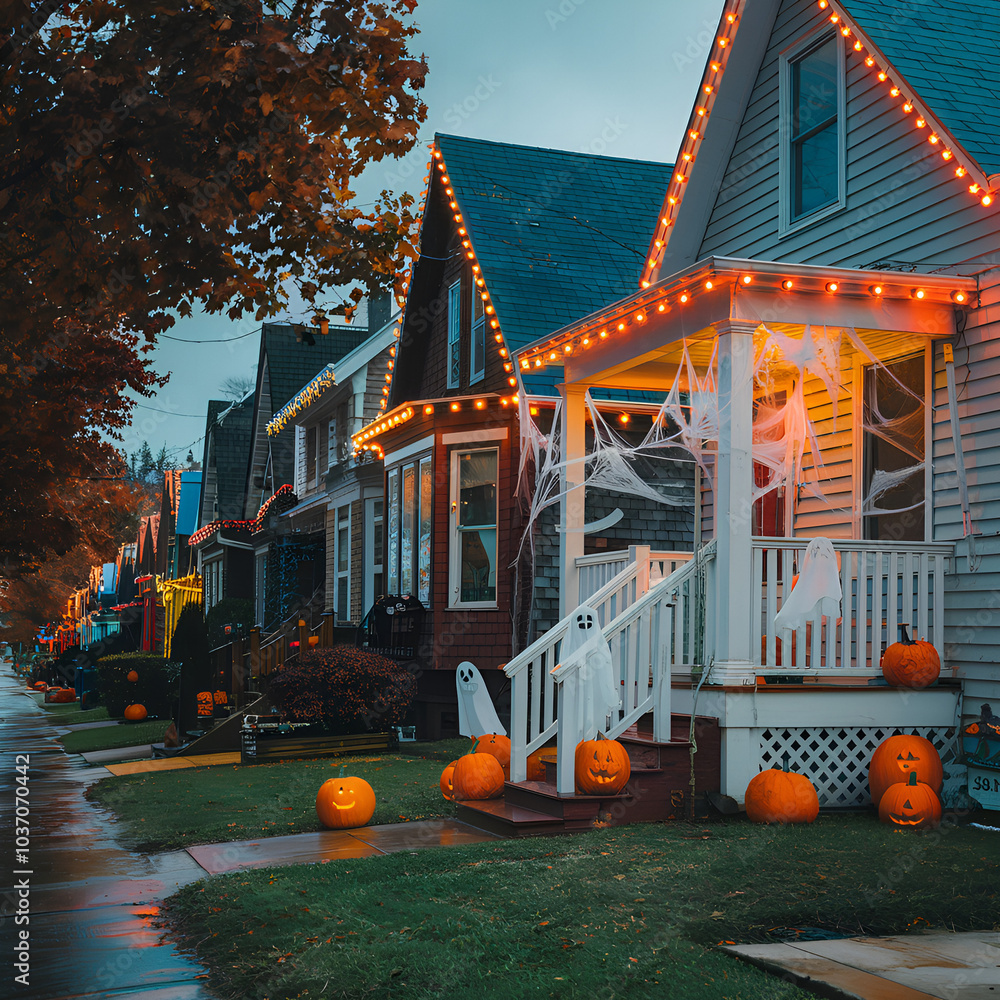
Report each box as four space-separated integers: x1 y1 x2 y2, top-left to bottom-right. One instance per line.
240 723 398 764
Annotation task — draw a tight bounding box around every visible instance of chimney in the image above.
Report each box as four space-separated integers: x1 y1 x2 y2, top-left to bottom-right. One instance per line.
367 289 394 332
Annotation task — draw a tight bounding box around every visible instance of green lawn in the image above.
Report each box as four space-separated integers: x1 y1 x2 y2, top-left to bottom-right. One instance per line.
42 703 110 724
61 719 171 755
167 815 998 1000
88 739 469 850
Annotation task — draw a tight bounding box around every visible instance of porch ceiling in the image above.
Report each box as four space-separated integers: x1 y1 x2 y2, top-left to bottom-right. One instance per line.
516 257 976 389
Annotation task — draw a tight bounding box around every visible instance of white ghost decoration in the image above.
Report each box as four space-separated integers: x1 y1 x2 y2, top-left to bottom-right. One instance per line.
456 661 506 737
551 605 620 741
773 536 842 633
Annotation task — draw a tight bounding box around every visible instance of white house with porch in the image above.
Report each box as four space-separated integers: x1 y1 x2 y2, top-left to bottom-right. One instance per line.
501 0 1000 812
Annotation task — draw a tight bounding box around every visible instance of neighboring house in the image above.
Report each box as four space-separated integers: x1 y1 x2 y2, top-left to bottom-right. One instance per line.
193 395 255 612
351 134 696 737
265 308 399 630
507 0 1000 809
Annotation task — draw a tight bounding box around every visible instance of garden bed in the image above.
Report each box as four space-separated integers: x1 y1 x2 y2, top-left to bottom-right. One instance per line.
240 723 398 764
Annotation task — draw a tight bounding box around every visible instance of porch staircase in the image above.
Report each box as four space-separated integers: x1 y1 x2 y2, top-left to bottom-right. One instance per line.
455 713 721 837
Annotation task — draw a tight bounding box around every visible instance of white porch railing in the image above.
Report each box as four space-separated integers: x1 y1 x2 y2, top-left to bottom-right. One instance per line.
506 542 714 794
577 547 693 607
752 538 953 672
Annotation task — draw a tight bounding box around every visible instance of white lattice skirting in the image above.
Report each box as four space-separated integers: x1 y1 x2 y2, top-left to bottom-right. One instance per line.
757 726 959 807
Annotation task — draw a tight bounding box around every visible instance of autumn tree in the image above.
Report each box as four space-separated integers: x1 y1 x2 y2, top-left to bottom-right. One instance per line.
0 0 427 580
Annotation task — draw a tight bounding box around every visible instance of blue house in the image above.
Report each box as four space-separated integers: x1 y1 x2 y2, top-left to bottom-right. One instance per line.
506 0 1000 809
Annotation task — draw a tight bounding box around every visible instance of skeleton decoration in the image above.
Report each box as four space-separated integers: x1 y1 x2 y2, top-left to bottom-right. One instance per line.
551 605 620 741
773 536 843 634
456 660 506 737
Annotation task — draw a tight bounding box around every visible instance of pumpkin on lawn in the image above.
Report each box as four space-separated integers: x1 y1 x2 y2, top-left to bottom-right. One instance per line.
868 733 943 806
878 771 941 829
452 741 505 800
745 764 819 824
127 670 139 682
316 770 376 829
123 704 147 722
575 735 631 795
439 759 460 800
49 687 76 703
472 733 511 779
880 625 941 689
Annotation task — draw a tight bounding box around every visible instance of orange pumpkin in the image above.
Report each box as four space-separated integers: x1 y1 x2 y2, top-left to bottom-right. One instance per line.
878 771 941 829
526 745 555 782
745 767 819 824
439 759 460 800
452 744 505 800
127 670 139 682
123 704 147 721
50 687 76 703
880 625 940 689
472 733 511 779
316 773 376 829
575 736 631 795
868 734 942 806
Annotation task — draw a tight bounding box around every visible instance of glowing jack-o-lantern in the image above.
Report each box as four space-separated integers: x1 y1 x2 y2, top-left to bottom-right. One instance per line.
878 771 941 829
575 736 631 795
472 733 511 779
439 759 460 800
316 771 376 829
880 625 941 688
868 734 942 806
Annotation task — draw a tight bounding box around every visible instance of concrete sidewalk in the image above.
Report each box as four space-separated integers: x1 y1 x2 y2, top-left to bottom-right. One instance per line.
725 932 1000 999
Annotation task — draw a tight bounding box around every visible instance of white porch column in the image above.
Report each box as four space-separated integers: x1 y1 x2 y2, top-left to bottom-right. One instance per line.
559 384 587 620
712 324 755 681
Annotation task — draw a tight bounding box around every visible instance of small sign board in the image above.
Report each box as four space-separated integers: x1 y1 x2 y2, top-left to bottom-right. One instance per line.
967 765 1000 811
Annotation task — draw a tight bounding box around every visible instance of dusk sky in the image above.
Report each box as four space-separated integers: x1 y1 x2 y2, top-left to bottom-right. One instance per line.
125 0 726 463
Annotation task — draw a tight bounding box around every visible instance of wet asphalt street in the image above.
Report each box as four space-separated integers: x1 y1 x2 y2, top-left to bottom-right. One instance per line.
0 663 214 1000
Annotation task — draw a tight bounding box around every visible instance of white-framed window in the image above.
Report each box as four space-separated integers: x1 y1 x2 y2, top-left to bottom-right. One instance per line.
470 275 486 384
449 447 498 607
779 29 846 234
364 497 384 612
335 504 351 622
385 456 432 602
327 402 349 469
447 279 461 388
205 558 222 610
853 348 928 542
305 424 318 489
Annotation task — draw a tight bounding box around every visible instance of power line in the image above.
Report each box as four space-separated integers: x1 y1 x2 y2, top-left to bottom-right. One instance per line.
131 402 207 418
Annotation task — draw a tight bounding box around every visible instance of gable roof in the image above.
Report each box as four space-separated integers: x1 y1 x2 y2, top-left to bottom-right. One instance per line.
211 397 254 520
841 0 1000 176
434 133 673 395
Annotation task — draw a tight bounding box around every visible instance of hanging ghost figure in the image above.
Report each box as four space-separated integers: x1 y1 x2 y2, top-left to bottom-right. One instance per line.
551 605 620 741
773 536 842 633
456 661 506 737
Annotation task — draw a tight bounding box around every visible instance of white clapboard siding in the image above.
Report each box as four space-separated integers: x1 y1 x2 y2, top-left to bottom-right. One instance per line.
931 276 1000 723
698 0 1000 270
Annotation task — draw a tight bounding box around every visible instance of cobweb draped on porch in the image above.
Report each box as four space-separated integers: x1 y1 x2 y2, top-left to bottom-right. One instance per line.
512 324 926 641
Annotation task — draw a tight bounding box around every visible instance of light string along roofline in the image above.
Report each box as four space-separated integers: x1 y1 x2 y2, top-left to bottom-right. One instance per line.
642 0 995 291
354 141 519 456
641 0 746 289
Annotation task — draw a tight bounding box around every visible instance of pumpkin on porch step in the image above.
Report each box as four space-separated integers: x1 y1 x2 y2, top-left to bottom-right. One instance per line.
878 771 941 830
452 741 505 800
868 734 942 806
745 764 819 824
472 733 511 779
526 745 555 781
880 625 940 689
575 735 631 795
439 759 460 800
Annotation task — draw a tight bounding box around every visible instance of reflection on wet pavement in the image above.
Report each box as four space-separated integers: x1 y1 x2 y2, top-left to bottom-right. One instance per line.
0 665 214 1000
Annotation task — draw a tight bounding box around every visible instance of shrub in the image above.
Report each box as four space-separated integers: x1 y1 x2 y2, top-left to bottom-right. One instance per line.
96 653 176 718
267 645 415 732
206 598 254 649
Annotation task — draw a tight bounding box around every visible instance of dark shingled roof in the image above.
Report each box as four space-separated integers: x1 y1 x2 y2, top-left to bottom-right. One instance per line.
211 397 254 521
435 134 672 396
261 322 372 410
842 0 1000 175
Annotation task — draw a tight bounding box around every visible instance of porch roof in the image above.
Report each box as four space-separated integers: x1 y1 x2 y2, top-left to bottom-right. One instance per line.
516 257 978 390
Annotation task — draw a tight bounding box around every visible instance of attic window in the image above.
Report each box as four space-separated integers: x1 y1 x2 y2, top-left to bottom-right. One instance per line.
780 30 846 233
